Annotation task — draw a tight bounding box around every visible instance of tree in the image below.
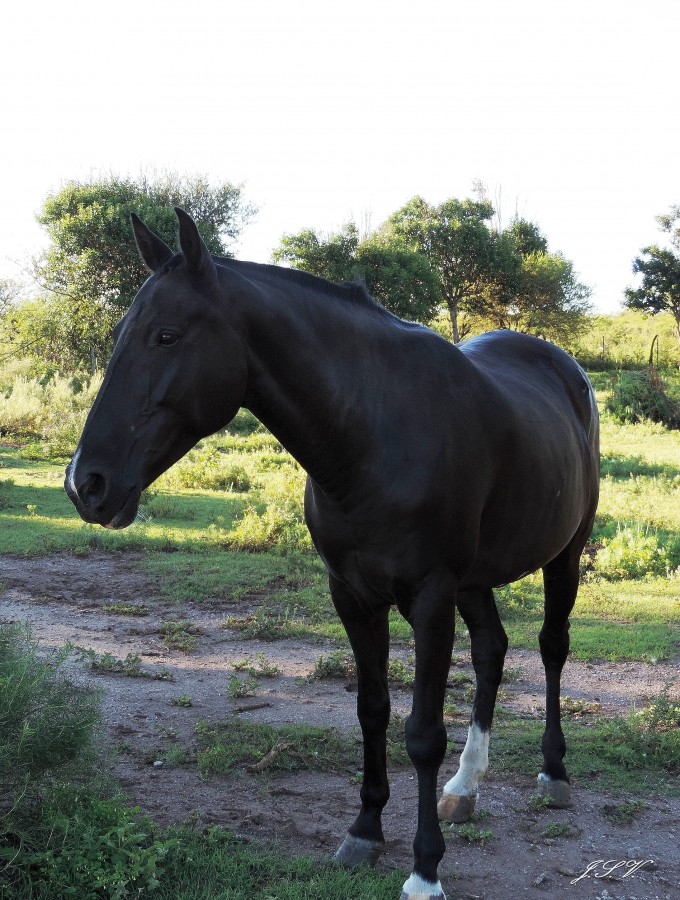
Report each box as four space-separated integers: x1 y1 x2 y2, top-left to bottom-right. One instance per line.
625 207 680 340
32 171 254 369
381 196 500 342
273 223 441 324
475 220 591 344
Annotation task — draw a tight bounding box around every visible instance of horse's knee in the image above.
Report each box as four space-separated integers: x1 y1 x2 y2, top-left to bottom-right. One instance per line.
405 716 447 769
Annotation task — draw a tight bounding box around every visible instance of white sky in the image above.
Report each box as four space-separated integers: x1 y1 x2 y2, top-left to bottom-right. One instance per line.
1 0 678 313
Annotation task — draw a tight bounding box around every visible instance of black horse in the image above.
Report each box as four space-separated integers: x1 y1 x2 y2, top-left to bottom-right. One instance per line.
65 208 599 900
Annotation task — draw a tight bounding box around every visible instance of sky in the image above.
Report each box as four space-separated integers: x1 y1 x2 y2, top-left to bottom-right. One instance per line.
1 0 678 313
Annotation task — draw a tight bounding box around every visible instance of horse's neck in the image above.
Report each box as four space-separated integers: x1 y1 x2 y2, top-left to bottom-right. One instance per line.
234 269 389 490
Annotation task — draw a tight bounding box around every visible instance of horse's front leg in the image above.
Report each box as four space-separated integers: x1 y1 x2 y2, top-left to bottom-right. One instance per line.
330 577 391 867
400 573 456 900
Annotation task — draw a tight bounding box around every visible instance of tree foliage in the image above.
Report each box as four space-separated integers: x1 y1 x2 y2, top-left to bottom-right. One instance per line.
625 206 680 339
29 172 254 369
475 220 591 345
381 196 500 342
273 223 441 323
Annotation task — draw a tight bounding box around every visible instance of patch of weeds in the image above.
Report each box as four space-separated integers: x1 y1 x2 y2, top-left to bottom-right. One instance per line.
74 646 174 681
228 673 258 699
444 822 493 845
161 620 200 653
502 666 524 683
170 695 193 708
601 800 647 825
387 658 415 687
101 602 150 616
606 367 680 427
195 718 358 775
310 650 356 680
542 821 576 839
527 794 554 812
233 653 280 678
559 695 602 718
222 610 314 642
162 746 191 767
443 697 467 722
448 672 474 689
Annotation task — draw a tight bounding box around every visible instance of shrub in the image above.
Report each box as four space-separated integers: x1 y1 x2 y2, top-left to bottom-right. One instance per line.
606 368 680 428
0 624 101 802
593 524 670 579
159 445 252 492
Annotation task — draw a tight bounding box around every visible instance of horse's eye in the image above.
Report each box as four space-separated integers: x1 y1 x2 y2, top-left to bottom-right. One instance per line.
158 330 179 347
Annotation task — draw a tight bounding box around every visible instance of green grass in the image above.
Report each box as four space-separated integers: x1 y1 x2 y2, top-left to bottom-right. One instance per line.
195 718 360 775
491 693 680 796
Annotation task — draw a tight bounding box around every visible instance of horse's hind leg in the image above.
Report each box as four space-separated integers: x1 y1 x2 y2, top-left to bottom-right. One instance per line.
538 539 584 807
330 578 391 868
438 587 508 824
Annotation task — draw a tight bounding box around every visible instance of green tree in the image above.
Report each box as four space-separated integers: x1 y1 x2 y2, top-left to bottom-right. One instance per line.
625 206 680 340
381 196 500 342
31 171 254 369
273 223 441 323
476 220 591 344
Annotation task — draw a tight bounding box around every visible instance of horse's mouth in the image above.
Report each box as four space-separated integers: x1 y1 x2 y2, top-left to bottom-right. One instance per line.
102 488 141 530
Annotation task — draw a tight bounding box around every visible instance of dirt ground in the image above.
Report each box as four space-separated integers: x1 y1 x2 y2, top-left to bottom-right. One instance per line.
1 552 678 900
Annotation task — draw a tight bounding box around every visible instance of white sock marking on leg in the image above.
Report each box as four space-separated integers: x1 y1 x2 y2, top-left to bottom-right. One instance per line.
443 722 489 797
402 871 445 898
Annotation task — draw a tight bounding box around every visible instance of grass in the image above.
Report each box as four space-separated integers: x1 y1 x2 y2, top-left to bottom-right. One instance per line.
491 692 680 796
194 718 359 775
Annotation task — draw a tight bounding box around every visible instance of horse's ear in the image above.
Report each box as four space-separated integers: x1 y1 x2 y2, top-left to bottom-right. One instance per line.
131 213 173 273
175 207 215 278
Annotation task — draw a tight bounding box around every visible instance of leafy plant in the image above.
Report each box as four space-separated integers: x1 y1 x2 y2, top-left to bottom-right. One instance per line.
606 368 680 427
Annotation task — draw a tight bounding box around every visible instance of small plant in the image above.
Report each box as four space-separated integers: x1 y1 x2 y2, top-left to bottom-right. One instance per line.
161 620 200 653
501 666 524 683
542 821 574 838
527 794 553 812
559 695 602 718
171 695 193 708
74 647 174 681
311 650 356 680
26 503 37 516
445 822 493 845
233 652 280 678
387 658 415 687
228 673 258 699
101 602 150 616
601 800 647 825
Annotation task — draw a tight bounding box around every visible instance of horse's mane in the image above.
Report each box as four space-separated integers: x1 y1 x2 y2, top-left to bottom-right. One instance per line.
216 257 385 313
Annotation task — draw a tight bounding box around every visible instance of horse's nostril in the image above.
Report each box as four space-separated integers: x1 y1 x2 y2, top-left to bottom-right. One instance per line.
79 473 106 507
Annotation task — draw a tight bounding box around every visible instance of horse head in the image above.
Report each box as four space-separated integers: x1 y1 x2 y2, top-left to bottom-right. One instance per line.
65 208 248 528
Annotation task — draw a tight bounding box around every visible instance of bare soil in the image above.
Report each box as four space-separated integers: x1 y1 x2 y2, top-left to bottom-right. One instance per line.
1 552 678 900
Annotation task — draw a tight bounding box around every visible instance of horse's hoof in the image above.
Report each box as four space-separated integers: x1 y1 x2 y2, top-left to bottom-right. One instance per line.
334 833 384 867
537 773 572 807
401 872 446 899
437 791 478 823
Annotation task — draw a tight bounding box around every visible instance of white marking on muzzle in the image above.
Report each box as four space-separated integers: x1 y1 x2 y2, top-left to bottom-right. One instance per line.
67 447 82 496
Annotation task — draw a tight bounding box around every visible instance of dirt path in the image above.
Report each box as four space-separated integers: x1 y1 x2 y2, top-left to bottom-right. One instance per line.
1 553 678 899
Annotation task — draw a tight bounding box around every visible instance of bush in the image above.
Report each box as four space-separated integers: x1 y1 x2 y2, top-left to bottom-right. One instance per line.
593 524 674 579
0 624 101 802
606 368 680 428
0 370 102 454
158 444 252 492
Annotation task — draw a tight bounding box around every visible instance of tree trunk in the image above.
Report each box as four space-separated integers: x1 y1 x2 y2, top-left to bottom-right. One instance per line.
446 296 460 343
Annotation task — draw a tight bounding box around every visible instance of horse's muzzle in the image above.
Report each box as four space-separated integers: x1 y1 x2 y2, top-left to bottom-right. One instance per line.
64 458 140 529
